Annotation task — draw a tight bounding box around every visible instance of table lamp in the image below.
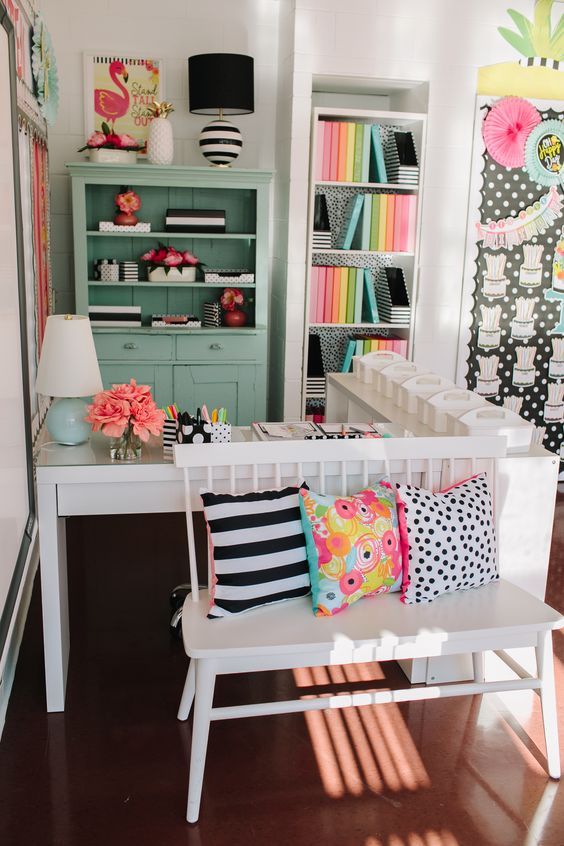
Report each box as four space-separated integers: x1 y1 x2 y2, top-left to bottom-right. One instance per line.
36 314 103 445
188 53 254 167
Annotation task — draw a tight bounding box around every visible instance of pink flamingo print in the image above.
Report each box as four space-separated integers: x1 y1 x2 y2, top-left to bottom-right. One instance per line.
94 60 130 130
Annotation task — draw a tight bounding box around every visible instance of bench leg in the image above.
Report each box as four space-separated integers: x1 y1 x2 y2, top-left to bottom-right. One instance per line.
177 659 196 721
186 659 216 823
472 651 485 683
536 631 561 779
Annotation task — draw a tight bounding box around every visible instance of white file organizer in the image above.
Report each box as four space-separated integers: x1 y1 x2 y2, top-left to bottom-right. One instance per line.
422 389 486 433
454 406 534 452
395 374 455 413
352 350 406 383
373 362 428 397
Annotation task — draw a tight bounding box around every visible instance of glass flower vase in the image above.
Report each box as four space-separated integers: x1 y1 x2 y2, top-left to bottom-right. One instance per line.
110 424 142 461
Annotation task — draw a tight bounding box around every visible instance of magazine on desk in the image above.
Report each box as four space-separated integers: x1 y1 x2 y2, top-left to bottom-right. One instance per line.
251 422 390 440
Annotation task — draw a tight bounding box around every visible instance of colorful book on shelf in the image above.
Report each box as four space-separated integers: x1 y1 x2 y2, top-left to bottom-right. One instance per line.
370 125 388 183
361 124 371 183
363 268 380 322
385 194 395 251
324 269 334 322
378 194 388 251
331 267 340 323
338 267 348 322
315 120 324 181
329 123 339 181
352 124 364 183
346 269 356 323
359 193 372 250
341 338 357 372
407 194 417 251
346 123 356 182
337 123 348 182
337 194 364 249
354 267 364 323
369 194 380 251
322 121 332 181
316 266 326 323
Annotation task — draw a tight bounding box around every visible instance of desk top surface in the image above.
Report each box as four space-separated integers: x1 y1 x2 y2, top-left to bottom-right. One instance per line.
36 427 252 471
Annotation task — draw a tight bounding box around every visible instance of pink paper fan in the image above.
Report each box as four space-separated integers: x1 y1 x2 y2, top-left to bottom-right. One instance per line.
482 97 541 169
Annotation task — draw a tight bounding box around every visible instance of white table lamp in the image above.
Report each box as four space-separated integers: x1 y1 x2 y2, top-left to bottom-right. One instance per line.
36 314 103 445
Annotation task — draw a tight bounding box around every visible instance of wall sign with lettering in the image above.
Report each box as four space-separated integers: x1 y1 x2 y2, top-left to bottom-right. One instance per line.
83 53 164 152
525 119 564 187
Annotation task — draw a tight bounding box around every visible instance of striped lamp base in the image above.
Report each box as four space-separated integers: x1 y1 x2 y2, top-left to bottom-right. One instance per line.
198 119 243 167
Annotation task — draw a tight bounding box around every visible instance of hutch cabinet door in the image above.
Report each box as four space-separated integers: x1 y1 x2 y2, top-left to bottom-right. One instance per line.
99 363 173 409
173 364 259 425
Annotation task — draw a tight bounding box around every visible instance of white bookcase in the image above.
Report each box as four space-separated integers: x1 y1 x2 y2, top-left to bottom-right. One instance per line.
302 106 427 417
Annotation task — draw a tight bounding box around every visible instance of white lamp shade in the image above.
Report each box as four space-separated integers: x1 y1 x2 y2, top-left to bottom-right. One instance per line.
36 315 103 397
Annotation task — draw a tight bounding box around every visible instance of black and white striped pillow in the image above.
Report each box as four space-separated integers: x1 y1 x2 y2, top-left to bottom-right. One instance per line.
201 486 311 619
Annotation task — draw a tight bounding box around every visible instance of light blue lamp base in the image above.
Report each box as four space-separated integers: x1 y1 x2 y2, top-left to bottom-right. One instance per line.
46 397 91 445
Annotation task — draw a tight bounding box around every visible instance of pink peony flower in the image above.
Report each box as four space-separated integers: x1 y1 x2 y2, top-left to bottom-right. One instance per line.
105 378 151 403
105 133 122 148
163 250 183 266
117 133 139 149
86 131 107 148
140 249 156 262
84 397 131 438
220 287 244 312
182 250 199 266
115 190 141 213
130 399 165 441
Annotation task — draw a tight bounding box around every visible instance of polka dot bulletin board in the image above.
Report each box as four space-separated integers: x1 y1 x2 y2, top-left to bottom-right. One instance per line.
466 104 564 462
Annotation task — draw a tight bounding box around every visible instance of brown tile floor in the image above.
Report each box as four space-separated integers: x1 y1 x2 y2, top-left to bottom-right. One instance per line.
0 498 563 846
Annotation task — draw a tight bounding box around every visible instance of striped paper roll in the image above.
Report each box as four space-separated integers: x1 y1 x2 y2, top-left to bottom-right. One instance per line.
198 119 242 166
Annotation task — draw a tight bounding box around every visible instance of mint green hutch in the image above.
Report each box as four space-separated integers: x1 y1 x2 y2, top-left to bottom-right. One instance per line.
67 163 272 425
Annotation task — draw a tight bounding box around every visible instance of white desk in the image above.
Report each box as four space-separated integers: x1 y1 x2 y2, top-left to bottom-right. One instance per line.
36 429 252 712
36 413 559 713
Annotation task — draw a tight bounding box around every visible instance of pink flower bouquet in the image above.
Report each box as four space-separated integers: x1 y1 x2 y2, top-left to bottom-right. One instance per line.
77 121 143 152
85 379 165 459
140 243 203 277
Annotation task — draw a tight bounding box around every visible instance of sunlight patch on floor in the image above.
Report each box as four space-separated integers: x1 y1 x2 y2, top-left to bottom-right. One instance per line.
295 664 430 798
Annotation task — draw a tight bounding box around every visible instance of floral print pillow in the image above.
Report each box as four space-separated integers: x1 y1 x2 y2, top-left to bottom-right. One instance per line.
299 481 403 617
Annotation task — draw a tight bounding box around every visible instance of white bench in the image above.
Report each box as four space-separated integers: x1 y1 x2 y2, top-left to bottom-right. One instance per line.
174 437 563 823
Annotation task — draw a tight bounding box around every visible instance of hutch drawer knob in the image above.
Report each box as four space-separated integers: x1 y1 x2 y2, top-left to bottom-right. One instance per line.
123 342 138 350
210 343 224 351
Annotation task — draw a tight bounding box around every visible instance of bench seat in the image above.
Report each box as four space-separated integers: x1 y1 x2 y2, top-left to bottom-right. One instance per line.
183 579 563 662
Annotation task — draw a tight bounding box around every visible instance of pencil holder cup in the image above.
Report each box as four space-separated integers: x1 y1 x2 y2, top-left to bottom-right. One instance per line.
477 327 501 350
511 318 535 340
512 365 536 387
548 357 564 379
178 422 231 444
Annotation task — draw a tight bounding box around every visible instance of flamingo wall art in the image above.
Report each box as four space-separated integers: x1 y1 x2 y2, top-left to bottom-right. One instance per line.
94 59 130 130
84 54 163 148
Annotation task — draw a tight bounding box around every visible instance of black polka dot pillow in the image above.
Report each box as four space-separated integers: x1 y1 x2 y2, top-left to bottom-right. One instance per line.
396 473 498 604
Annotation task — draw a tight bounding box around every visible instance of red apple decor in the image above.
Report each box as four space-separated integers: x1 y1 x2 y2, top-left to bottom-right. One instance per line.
221 287 247 327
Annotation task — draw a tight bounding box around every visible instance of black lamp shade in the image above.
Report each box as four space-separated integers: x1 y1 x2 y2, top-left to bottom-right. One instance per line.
188 54 254 116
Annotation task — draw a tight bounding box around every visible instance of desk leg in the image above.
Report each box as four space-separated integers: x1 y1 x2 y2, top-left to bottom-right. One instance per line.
37 482 69 712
